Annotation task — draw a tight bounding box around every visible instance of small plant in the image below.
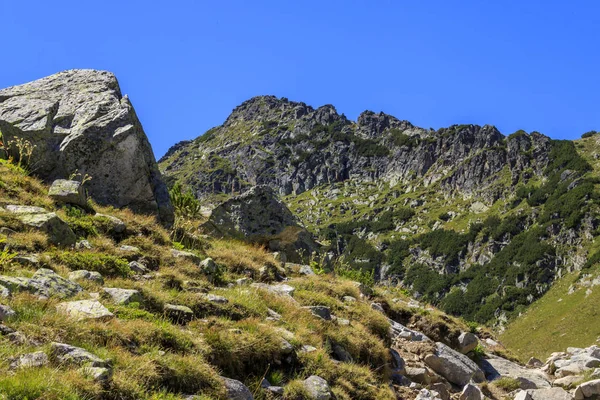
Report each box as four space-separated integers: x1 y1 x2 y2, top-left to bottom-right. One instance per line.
493 377 521 392
0 237 16 269
471 344 486 361
169 182 202 219
69 169 93 185
12 136 36 170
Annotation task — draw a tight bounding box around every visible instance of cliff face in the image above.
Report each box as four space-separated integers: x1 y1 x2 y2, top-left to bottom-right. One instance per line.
0 69 174 225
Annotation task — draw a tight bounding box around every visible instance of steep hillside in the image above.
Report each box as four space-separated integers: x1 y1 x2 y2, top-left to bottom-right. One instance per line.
160 96 600 328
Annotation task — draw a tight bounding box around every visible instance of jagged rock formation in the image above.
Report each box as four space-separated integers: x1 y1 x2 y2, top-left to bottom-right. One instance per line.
0 69 173 225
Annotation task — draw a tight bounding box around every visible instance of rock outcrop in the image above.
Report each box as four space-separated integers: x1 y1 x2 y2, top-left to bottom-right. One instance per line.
202 185 318 262
0 69 173 225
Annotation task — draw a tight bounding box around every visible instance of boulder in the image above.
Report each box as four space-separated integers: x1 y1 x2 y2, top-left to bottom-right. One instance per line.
479 354 551 389
405 367 431 385
56 300 114 321
458 332 479 354
424 342 485 386
519 387 573 400
5 206 76 246
69 270 104 284
222 377 253 400
102 287 142 305
48 179 87 207
303 306 332 321
201 185 317 262
302 375 331 400
0 70 173 225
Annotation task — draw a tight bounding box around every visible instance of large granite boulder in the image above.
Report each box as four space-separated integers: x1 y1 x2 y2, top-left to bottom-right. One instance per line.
5 205 76 246
424 342 485 386
201 185 317 262
0 70 173 225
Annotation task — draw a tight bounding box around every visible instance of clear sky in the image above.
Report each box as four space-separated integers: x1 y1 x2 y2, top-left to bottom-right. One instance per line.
1 1 599 158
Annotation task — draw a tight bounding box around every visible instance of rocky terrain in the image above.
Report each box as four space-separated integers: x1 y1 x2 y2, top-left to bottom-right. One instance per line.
1 71 600 399
160 95 600 329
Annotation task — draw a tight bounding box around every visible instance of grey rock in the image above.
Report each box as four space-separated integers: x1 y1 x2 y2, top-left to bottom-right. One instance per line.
0 304 16 321
0 268 82 298
68 270 104 284
300 345 317 353
389 318 430 342
102 287 142 305
527 357 543 368
5 207 75 246
222 377 253 400
204 293 228 304
298 264 315 275
267 308 281 320
302 375 331 400
0 285 9 298
118 245 139 253
48 179 87 207
10 351 49 369
75 240 93 250
56 300 114 321
251 283 295 297
389 348 406 374
405 367 430 385
303 306 332 321
171 249 201 263
80 366 112 382
479 354 550 389
424 342 485 386
13 255 40 265
459 384 483 400
575 379 600 399
50 342 109 367
164 304 194 323
94 213 126 233
0 70 173 225
520 387 573 400
458 332 479 354
128 261 148 274
342 295 356 303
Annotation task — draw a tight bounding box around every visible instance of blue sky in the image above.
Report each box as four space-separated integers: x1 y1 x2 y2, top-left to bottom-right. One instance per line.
1 1 599 158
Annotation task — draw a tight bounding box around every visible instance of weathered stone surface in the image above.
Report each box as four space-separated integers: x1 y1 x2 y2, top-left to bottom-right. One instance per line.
458 332 479 354
222 377 253 400
69 270 104 284
575 379 600 399
50 342 109 367
5 206 76 246
0 268 82 298
94 213 126 233
171 249 202 263
405 367 430 385
302 375 331 400
128 261 148 274
303 305 332 321
479 354 551 389
48 179 87 207
0 304 16 321
56 300 114 321
81 366 112 382
389 318 430 342
10 351 49 369
459 384 483 400
102 287 142 305
201 186 317 262
424 342 485 386
251 283 295 297
0 70 173 225
164 304 194 323
0 285 9 298
520 387 573 400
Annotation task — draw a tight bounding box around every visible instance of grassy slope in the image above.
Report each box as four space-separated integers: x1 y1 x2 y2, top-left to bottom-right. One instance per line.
0 160 474 400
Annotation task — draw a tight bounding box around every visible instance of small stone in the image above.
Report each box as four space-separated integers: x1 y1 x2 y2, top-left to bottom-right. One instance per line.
75 240 93 250
48 179 87 207
0 304 16 321
298 264 315 275
13 255 40 266
527 357 543 368
80 366 112 382
267 308 282 320
69 270 104 284
236 278 252 286
171 249 201 263
342 296 356 303
300 345 318 354
222 377 254 400
50 342 109 367
337 318 350 326
102 287 142 305
0 285 9 298
204 293 228 304
371 302 385 312
457 332 479 354
10 351 49 370
118 245 139 253
128 261 148 274
94 214 126 233
459 383 483 400
303 306 332 321
303 375 331 400
164 304 194 323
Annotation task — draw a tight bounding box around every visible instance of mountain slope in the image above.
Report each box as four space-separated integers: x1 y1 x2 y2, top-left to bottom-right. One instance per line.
160 96 600 327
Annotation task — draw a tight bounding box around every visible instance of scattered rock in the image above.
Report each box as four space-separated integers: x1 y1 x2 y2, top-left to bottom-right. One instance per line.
171 249 201 263
56 300 114 321
128 261 148 274
5 206 76 246
342 295 356 303
164 304 194 323
0 285 9 298
9 351 49 370
405 367 430 385
50 342 110 367
302 375 331 400
222 377 254 400
303 306 332 321
457 332 479 354
424 342 485 386
204 293 228 304
527 357 543 368
13 255 40 266
102 287 142 305
459 384 483 400
95 214 126 233
0 268 83 298
519 387 574 400
81 366 112 382
575 379 600 399
48 179 87 207
68 270 104 284
480 354 550 389
75 240 93 250
0 304 16 321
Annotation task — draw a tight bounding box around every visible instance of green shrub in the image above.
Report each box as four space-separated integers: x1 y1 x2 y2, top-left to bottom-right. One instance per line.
581 130 598 139
169 182 202 218
53 251 131 277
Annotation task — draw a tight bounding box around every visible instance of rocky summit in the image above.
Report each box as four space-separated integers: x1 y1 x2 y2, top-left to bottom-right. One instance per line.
0 69 173 225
